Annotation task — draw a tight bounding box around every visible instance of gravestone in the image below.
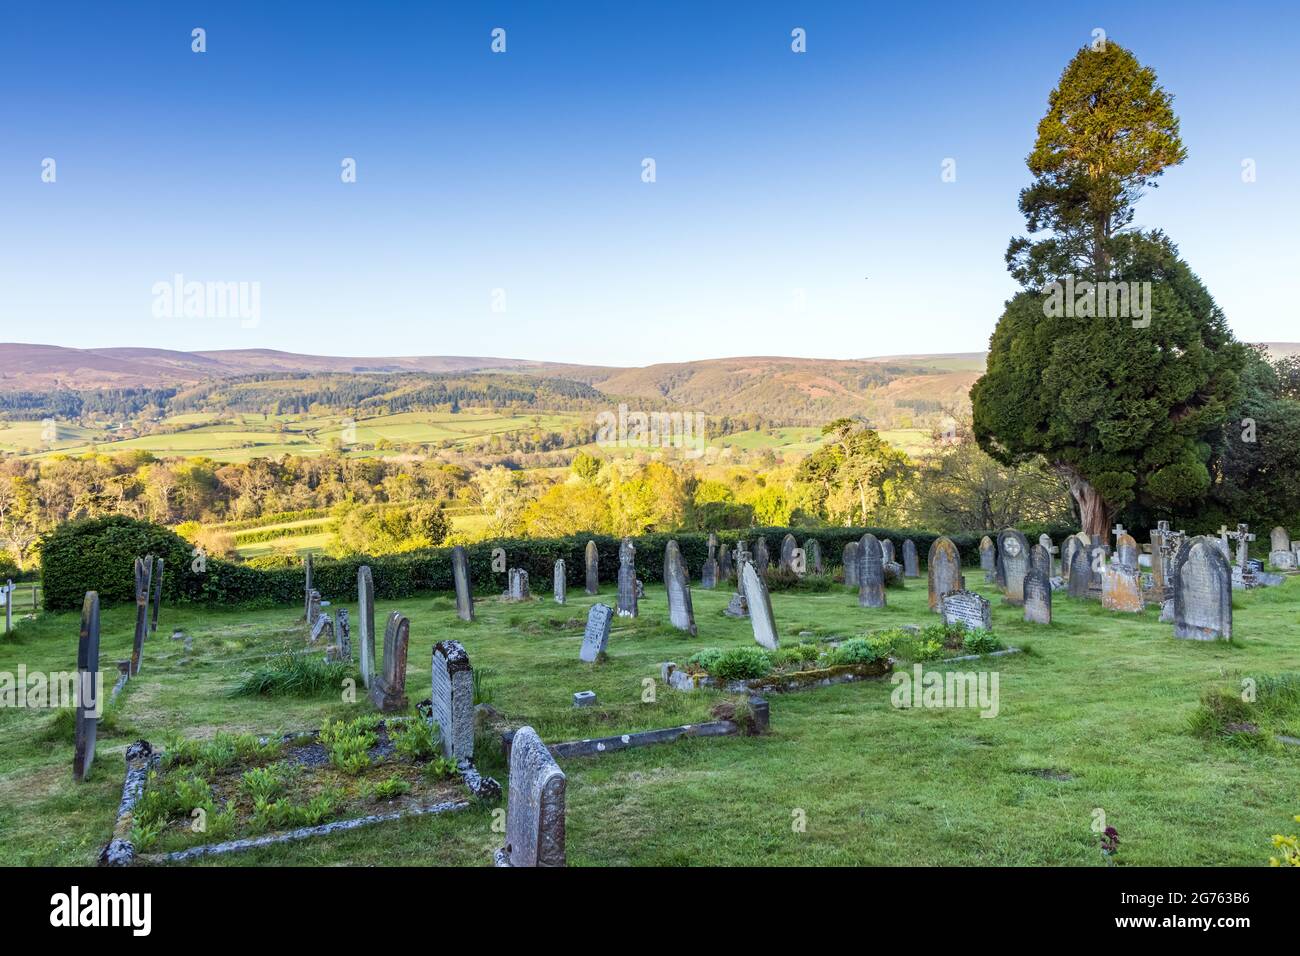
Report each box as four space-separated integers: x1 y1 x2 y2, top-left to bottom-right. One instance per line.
752 537 770 575
358 565 376 689
843 542 861 588
1231 523 1255 568
149 557 164 634
335 608 352 662
941 590 992 631
1171 537 1232 641
584 540 599 595
1038 534 1056 573
369 612 410 712
431 639 474 760
307 589 321 630
902 539 919 578
997 529 1030 605
553 559 566 604
1115 533 1139 571
778 533 798 573
928 537 962 612
304 552 313 622
663 544 698 636
724 549 751 618
1061 535 1083 589
702 532 720 588
801 538 821 575
129 557 152 676
1023 570 1051 625
1030 543 1052 580
1067 546 1091 599
1149 521 1171 590
310 612 333 644
979 536 996 583
1102 566 1144 613
743 561 779 650
719 542 733 582
1269 526 1296 569
452 545 475 621
507 568 530 601
73 592 101 782
880 538 896 565
857 533 886 608
495 725 566 867
616 538 638 617
580 603 613 662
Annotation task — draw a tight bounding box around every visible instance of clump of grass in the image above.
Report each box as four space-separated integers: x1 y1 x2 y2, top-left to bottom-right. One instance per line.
233 651 354 698
473 667 496 706
1189 672 1300 748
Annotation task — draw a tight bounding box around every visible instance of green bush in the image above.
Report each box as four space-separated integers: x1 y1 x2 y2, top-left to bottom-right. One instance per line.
961 629 1000 655
710 647 773 682
687 648 724 673
831 636 889 665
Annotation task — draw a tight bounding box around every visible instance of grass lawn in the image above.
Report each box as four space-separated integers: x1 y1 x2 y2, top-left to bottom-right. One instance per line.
1 568 1298 866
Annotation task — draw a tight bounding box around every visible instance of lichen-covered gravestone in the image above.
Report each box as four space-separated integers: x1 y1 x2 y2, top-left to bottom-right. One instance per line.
857 533 886 608
979 536 996 583
129 557 152 676
553 559 566 605
616 538 637 617
1102 566 1144 613
902 539 919 578
369 611 410 712
73 591 101 782
1171 537 1232 641
495 726 566 867
1115 532 1139 571
928 537 962 612
452 545 474 621
1023 570 1051 624
843 541 861 588
584 539 599 595
431 639 474 760
880 538 896 565
663 543 697 636
778 533 797 573
358 565 376 689
997 529 1029 605
1269 527 1296 570
743 561 779 650
941 590 991 631
334 608 352 661
580 603 613 662
805 538 823 575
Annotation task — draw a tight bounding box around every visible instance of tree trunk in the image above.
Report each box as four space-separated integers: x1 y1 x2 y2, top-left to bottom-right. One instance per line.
1058 465 1112 545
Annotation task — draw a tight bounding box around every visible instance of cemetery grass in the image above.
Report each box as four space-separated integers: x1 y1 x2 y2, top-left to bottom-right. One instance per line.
2 574 1299 866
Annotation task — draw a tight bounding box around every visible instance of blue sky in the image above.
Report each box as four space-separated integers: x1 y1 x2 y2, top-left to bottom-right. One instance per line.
2 1 1295 366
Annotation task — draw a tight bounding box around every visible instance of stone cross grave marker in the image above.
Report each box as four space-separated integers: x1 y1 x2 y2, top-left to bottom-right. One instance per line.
431 639 474 760
580 603 613 662
496 726 566 867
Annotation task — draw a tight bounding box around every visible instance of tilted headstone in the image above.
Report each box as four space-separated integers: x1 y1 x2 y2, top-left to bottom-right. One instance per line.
664 544 698 637
580 603 613 662
1116 533 1139 571
1023 570 1051 625
702 532 720 588
927 537 962 612
805 538 824 575
742 561 779 650
857 533 886 608
129 557 152 676
452 545 475 621
902 539 919 578
1171 536 1232 641
616 538 637 617
369 611 410 712
358 565 376 689
1268 527 1296 569
1102 566 1144 613
941 590 991 631
431 639 474 760
73 592 101 782
553 559 566 604
1030 543 1052 580
149 557 164 634
584 540 599 595
310 612 332 644
495 726 566 867
752 537 770 575
335 608 352 662
778 533 797 573
979 535 996 583
997 529 1030 604
843 542 861 588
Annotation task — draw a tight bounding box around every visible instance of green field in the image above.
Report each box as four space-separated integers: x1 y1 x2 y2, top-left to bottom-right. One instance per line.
2 567 1298 866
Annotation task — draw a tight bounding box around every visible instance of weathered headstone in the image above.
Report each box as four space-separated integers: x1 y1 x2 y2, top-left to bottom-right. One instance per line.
1102 566 1144 613
940 590 991 631
997 529 1030 605
1171 537 1232 641
701 532 720 588
616 538 638 617
718 542 733 582
1067 545 1091 599
129 557 152 676
335 608 352 661
580 603 613 662
880 538 896 565
304 552 314 622
1023 570 1051 624
743 561 779 650
369 611 410 712
979 535 997 583
584 540 599 595
778 533 798 573
857 533 886 608
1030 543 1052 580
495 726 566 867
1231 523 1255 568
805 538 824 575
927 537 962 612
1038 534 1056 572
431 639 474 760
452 545 475 621
843 542 861 588
307 589 322 630
902 539 919 578
1269 527 1296 569
553 559 566 604
1115 533 1139 571
664 543 697 636
149 557 164 634
507 568 530 601
73 591 101 782
724 548 751 618
358 565 376 689
310 612 332 644
752 537 770 575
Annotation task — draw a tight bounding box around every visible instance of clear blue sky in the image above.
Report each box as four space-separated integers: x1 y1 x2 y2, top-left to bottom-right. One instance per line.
2 1 1295 365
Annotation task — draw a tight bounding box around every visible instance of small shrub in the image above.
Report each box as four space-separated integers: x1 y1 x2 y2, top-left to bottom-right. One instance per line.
711 647 773 682
961 629 1000 655
687 648 724 673
831 637 886 666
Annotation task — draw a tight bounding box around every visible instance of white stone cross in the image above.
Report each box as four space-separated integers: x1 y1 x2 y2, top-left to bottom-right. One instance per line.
1112 523 1126 541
